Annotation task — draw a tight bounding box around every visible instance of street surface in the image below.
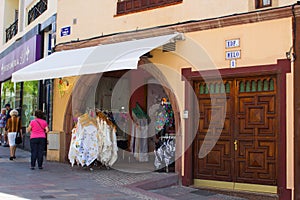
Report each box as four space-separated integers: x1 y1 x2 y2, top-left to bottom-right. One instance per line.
0 146 248 200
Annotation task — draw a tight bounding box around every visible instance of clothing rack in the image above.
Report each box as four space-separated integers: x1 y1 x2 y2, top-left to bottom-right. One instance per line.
159 135 176 139
96 110 116 129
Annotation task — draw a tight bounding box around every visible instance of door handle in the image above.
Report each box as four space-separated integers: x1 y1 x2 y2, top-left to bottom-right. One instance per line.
234 140 238 151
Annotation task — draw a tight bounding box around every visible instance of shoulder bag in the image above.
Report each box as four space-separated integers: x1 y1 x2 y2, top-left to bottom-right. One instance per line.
35 120 46 134
15 117 22 144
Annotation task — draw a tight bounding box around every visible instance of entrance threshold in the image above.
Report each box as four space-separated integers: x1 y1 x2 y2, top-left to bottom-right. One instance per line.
194 179 277 194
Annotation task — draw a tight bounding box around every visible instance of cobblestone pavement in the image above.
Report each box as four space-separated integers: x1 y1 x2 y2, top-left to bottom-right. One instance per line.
0 146 251 200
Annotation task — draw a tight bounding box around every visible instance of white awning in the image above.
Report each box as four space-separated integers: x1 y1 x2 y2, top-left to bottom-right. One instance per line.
12 33 181 82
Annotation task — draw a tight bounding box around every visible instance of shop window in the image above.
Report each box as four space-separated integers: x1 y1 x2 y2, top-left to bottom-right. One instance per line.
22 81 38 127
1 80 38 127
116 0 183 15
1 80 19 109
255 0 271 9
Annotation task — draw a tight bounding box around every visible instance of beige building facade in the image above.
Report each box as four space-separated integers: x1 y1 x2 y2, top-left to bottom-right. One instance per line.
52 1 296 200
6 0 299 200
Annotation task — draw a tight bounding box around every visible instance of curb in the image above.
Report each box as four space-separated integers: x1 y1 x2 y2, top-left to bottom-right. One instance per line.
125 173 179 200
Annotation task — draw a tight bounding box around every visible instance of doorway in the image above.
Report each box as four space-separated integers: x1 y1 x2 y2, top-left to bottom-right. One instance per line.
193 76 278 187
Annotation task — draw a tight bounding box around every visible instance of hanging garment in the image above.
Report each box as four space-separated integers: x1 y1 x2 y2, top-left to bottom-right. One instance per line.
131 118 149 162
154 138 176 170
96 118 105 162
68 112 118 168
68 115 99 167
79 124 99 166
108 126 118 166
96 116 118 167
68 126 79 167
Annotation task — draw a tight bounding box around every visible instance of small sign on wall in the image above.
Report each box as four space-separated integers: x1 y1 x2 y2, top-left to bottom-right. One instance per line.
225 39 240 48
230 60 236 68
225 50 241 60
60 26 71 37
224 38 241 68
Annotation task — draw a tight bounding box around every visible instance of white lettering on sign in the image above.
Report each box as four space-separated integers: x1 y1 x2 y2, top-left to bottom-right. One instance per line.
226 39 240 48
1 47 31 75
225 50 241 60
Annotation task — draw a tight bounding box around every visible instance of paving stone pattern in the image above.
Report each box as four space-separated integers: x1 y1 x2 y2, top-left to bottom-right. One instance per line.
0 146 250 200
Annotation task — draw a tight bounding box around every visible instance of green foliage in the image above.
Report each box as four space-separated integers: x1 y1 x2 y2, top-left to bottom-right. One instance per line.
24 81 38 96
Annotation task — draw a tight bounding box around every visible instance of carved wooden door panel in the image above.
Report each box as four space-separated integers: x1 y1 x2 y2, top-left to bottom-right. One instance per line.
193 80 234 181
235 77 278 185
193 76 278 186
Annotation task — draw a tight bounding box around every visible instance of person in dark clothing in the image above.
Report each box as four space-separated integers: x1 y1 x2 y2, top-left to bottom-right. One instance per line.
5 104 12 120
3 103 12 147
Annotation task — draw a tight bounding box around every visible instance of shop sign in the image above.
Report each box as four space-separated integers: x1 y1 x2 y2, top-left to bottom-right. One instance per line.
0 35 41 82
60 26 71 37
225 50 241 60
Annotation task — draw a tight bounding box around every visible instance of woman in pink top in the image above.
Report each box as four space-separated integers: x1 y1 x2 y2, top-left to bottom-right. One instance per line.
27 110 49 170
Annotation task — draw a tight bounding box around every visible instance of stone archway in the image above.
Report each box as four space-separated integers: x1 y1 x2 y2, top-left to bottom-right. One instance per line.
63 58 182 172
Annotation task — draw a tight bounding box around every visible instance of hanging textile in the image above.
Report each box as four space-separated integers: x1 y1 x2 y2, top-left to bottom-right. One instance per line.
131 118 149 162
130 103 149 162
154 138 176 170
68 112 118 168
68 114 98 167
97 117 118 167
155 99 174 131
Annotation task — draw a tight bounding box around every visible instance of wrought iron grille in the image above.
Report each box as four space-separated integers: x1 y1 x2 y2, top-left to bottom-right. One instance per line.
5 19 18 42
28 0 48 25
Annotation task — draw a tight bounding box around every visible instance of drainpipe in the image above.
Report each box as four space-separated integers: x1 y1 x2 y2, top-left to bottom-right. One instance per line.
293 2 300 200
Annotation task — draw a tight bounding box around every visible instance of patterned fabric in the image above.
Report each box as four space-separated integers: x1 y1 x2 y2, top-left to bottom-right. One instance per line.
98 119 118 167
68 116 98 167
155 103 174 131
0 114 6 128
68 114 118 167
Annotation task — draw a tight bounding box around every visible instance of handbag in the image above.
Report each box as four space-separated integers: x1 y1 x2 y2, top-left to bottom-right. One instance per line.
15 132 22 144
15 117 22 144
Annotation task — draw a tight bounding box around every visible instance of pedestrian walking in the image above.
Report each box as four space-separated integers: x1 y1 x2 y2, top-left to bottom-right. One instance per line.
0 108 6 145
3 103 12 147
5 109 22 160
27 110 49 170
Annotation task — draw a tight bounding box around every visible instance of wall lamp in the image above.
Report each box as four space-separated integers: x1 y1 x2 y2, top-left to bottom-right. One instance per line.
286 47 296 61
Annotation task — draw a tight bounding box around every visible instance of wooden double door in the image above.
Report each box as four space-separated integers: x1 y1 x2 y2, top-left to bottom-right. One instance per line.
193 75 278 186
